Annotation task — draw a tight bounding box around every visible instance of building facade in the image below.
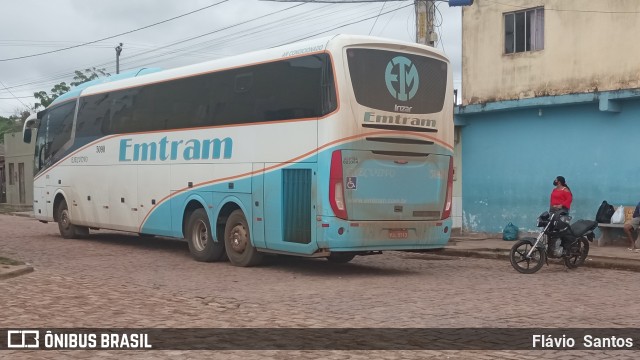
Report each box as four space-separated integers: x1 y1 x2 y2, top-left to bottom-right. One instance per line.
455 0 640 232
3 131 35 206
0 144 5 203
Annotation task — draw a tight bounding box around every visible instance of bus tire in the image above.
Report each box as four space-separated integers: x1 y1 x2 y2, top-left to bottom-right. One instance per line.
186 208 225 262
56 200 88 239
224 210 263 267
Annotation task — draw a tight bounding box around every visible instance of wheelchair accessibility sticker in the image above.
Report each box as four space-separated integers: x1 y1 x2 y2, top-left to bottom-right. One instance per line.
346 177 357 190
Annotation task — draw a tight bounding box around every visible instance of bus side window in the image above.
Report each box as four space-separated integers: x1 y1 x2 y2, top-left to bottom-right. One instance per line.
109 91 135 134
234 73 253 93
99 109 111 136
76 94 110 139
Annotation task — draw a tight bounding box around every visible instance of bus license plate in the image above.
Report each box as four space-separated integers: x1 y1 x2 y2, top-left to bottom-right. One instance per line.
388 229 408 239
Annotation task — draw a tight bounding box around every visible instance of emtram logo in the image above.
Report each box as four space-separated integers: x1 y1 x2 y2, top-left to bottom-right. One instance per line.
384 56 419 102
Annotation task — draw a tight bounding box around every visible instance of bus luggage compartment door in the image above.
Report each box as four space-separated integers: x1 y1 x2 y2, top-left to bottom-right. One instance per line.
341 150 449 221
262 164 318 255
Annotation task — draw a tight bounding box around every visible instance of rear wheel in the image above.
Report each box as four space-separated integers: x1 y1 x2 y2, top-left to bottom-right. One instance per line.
564 237 589 269
186 208 225 262
509 239 545 274
56 200 89 239
224 210 263 267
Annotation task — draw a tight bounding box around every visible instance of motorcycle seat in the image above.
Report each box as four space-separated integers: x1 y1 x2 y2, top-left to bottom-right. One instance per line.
570 220 598 237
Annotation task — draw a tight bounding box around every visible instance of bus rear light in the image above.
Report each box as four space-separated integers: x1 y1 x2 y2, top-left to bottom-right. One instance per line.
441 156 454 220
329 150 348 219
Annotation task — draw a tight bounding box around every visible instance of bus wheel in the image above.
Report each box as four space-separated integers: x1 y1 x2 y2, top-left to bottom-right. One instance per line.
327 253 356 263
224 210 263 267
56 200 88 239
186 208 225 262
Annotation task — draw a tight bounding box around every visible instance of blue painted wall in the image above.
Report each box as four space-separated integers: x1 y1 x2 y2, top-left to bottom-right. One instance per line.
457 95 640 233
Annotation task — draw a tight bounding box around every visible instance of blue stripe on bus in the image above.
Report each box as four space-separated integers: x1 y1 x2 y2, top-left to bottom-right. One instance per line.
140 141 453 251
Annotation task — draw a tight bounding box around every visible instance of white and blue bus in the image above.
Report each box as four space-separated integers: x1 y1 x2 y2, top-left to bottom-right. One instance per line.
23 34 454 266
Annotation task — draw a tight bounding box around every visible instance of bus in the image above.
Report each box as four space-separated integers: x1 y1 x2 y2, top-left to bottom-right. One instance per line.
23 34 454 267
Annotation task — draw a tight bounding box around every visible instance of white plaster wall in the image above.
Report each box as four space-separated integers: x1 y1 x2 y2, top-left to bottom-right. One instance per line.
3 131 35 205
462 0 640 105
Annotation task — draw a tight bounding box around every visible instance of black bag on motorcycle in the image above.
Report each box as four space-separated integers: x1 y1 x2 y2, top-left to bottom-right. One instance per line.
595 201 615 223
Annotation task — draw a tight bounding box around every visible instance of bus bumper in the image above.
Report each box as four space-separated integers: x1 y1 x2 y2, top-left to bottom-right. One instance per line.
316 217 452 252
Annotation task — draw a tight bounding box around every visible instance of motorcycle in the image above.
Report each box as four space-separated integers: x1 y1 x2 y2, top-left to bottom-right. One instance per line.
509 211 598 274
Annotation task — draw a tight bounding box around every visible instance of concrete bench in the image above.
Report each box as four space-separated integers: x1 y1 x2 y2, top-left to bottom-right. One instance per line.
597 205 639 247
597 223 628 247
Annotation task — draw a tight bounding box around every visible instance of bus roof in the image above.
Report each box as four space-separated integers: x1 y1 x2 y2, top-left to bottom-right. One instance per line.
48 67 162 107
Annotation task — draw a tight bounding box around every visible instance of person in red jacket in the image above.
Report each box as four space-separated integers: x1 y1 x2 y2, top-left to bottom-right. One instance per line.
550 176 572 214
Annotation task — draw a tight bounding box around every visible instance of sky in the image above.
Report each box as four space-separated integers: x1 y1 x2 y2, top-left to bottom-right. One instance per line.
0 0 462 117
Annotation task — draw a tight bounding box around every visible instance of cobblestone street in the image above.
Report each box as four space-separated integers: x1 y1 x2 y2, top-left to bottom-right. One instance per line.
1 214 639 359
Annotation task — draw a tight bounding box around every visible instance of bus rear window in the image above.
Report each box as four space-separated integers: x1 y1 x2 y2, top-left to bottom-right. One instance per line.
347 48 447 114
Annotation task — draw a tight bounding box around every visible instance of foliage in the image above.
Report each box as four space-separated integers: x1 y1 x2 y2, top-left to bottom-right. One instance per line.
0 111 28 143
33 67 109 110
33 82 70 110
70 67 109 87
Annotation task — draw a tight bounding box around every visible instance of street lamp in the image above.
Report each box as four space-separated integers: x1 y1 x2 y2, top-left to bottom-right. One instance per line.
115 43 123 74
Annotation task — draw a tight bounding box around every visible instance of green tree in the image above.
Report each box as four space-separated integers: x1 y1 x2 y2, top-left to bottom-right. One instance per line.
70 67 109 87
0 110 28 143
33 67 109 110
33 82 70 110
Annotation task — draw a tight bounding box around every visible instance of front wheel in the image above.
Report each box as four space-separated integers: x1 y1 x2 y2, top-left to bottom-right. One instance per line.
56 200 89 239
224 210 263 267
564 237 590 269
510 239 545 274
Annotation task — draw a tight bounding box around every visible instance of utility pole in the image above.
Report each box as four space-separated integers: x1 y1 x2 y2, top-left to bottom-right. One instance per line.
415 1 436 47
115 43 123 74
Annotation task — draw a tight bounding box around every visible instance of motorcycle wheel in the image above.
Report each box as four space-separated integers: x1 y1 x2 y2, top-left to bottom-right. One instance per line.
510 239 546 274
564 237 590 269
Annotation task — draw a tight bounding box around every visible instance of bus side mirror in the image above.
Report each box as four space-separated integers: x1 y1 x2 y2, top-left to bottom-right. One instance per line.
22 113 37 144
23 128 32 143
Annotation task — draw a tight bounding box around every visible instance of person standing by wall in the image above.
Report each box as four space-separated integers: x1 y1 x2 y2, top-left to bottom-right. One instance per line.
550 176 572 214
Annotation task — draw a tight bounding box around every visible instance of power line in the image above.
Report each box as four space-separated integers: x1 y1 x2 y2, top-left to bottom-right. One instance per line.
378 1 401 35
134 2 406 68
0 95 34 99
0 0 230 62
0 79 28 108
15 1 332 81
118 3 379 69
1 1 411 100
0 2 309 93
368 1 388 35
278 2 414 44
434 1 446 54
121 2 375 68
108 2 307 65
